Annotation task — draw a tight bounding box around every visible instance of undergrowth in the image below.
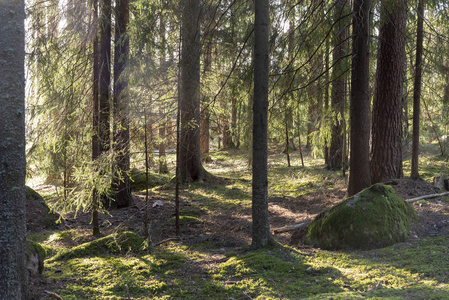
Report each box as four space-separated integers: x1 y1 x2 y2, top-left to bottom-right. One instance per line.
29 145 449 299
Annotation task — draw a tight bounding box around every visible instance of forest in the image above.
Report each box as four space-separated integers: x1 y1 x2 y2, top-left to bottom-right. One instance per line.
1 0 449 298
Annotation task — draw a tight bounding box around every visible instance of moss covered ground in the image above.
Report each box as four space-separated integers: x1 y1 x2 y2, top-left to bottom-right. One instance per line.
28 146 449 299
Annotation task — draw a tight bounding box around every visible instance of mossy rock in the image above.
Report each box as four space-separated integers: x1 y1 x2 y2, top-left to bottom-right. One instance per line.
129 168 170 191
50 231 147 261
304 183 416 250
27 240 46 275
26 186 60 230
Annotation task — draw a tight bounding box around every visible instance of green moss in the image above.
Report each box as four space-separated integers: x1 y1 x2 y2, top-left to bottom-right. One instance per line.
304 184 416 250
50 231 146 261
129 168 170 191
27 239 47 259
169 215 202 224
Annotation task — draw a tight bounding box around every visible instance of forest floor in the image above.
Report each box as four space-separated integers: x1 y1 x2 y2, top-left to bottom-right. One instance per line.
27 143 449 299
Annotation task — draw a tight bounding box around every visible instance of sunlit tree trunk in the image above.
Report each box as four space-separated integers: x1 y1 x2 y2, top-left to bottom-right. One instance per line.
370 0 407 183
92 0 100 235
252 0 273 249
347 0 372 196
0 1 28 297
179 0 203 183
159 10 169 173
113 0 133 207
410 0 424 179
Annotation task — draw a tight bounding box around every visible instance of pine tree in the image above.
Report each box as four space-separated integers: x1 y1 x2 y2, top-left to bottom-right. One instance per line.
370 0 407 183
252 0 273 249
0 1 28 297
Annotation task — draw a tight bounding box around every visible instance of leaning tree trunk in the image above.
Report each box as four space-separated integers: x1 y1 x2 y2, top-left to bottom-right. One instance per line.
252 0 273 249
370 0 407 183
0 1 28 298
347 0 371 196
113 0 133 208
179 0 203 183
410 0 424 180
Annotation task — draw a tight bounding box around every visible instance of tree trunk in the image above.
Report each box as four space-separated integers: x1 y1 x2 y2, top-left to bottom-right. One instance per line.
324 38 330 167
99 0 111 155
252 0 273 249
347 0 372 196
329 0 349 171
113 0 133 208
158 11 169 173
410 0 424 179
0 2 28 297
92 0 101 235
179 0 203 183
370 0 407 183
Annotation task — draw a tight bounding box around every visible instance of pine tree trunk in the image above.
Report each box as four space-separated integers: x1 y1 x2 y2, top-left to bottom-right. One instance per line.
158 11 169 173
179 0 203 183
252 0 273 249
370 0 407 183
329 0 349 171
113 0 133 208
99 0 111 154
92 0 101 235
347 0 372 196
0 2 28 297
410 0 424 179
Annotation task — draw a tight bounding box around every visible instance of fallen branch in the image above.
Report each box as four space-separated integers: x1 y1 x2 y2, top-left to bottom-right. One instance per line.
273 223 306 234
405 191 449 203
45 291 64 300
154 237 180 246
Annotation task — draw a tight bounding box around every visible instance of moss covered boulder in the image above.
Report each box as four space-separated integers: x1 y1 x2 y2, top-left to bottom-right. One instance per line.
26 186 61 231
129 168 170 191
51 231 147 261
26 240 46 275
304 183 415 250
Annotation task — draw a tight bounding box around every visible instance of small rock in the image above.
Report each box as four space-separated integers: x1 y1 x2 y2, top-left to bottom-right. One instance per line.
152 200 164 208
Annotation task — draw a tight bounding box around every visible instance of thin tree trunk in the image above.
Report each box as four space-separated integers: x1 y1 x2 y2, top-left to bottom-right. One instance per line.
347 0 372 196
252 0 273 249
99 0 111 154
144 112 150 238
159 11 169 173
0 1 28 297
113 0 133 208
285 120 291 167
411 0 424 179
329 0 349 171
92 0 100 236
99 0 112 209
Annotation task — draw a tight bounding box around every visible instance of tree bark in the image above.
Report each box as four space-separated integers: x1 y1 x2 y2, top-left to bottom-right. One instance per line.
347 0 372 196
92 0 100 236
329 0 349 170
252 0 273 249
0 1 28 298
410 0 424 179
99 0 111 154
159 11 169 173
370 0 407 183
113 0 133 208
179 0 203 183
